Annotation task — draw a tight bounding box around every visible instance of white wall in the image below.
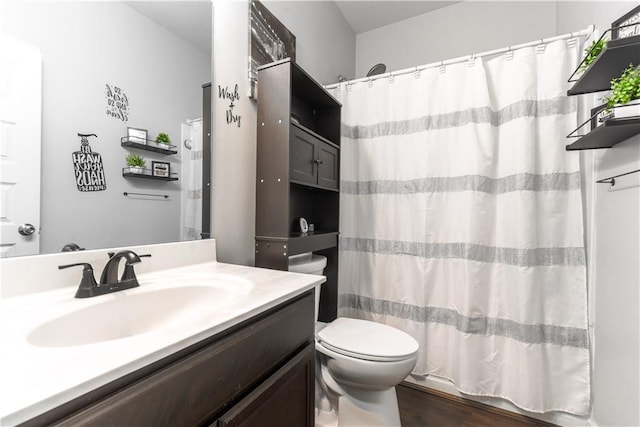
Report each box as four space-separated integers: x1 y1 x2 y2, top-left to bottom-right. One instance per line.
211 1 355 265
355 1 557 78
2 2 210 254
263 1 356 84
556 3 640 426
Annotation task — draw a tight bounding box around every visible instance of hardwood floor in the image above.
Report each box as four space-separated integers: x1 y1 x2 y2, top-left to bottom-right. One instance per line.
397 384 555 427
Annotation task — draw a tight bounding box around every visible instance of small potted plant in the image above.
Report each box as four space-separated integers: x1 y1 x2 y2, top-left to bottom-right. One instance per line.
580 38 606 73
126 152 146 174
155 132 171 148
602 63 640 119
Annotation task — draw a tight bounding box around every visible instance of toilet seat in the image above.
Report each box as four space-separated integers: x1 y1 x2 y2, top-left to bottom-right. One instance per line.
317 318 419 362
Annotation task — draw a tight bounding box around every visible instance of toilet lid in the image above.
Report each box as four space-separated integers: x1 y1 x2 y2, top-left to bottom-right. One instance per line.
317 318 419 362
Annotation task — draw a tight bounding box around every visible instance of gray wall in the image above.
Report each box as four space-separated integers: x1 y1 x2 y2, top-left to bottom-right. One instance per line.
263 1 356 84
211 1 355 265
2 1 210 254
355 1 557 78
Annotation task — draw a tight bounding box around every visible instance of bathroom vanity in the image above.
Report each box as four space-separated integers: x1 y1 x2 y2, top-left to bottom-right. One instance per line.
0 240 323 426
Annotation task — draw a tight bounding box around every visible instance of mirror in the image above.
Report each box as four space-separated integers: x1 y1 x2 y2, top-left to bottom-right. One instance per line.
1 1 212 257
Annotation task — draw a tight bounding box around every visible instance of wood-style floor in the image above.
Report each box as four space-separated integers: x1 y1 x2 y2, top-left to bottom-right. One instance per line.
397 384 556 427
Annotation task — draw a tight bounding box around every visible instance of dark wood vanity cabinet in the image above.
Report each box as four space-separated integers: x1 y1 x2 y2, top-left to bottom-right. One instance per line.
255 59 341 322
24 292 315 427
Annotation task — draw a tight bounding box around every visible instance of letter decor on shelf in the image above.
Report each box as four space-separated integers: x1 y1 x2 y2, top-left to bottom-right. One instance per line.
105 83 130 123
72 133 106 192
218 84 241 128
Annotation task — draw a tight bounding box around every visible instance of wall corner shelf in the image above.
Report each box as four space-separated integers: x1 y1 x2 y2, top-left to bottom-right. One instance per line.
566 117 640 151
121 137 178 155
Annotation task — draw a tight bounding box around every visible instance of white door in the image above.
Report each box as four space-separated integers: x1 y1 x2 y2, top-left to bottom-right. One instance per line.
0 35 42 257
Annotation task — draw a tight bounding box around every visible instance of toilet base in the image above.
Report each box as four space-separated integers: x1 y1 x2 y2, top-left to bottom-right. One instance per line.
336 387 401 427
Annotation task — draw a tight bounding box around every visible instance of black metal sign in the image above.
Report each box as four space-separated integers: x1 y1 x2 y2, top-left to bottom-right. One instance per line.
72 133 106 192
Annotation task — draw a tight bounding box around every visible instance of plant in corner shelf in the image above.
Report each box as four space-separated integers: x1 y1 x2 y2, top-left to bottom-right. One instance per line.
155 132 171 146
602 63 640 117
580 38 606 73
126 152 146 174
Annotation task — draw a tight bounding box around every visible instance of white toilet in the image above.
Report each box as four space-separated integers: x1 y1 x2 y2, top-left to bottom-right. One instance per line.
289 253 419 427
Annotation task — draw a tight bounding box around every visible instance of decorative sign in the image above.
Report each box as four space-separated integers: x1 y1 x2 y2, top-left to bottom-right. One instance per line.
152 161 170 178
218 84 241 127
72 133 106 192
612 5 640 39
249 0 296 98
105 83 130 122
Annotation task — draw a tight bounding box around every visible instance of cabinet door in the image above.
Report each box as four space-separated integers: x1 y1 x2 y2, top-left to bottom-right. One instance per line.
316 143 339 190
290 127 317 185
217 343 315 427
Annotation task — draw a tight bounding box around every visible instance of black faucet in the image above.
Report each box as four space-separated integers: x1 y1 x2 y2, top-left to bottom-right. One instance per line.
59 250 151 298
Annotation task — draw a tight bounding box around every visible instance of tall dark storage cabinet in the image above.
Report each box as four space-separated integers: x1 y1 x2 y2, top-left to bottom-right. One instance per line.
255 59 341 322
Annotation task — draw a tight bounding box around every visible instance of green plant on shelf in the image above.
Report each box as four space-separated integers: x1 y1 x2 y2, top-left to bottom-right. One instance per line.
603 63 640 114
126 152 146 168
580 38 606 72
155 132 171 145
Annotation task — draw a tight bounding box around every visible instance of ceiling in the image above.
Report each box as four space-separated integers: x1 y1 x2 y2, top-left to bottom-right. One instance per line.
124 1 460 55
335 1 459 34
125 1 212 55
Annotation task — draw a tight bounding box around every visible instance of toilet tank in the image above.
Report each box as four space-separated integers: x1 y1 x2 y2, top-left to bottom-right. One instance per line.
288 253 327 322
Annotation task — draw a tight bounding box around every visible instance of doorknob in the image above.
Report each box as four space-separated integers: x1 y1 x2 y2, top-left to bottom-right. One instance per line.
18 223 36 236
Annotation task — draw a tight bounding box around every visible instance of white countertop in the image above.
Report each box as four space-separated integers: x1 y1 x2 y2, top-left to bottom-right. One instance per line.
0 260 324 425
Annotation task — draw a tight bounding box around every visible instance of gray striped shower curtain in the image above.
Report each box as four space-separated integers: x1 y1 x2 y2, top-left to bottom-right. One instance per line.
329 39 589 414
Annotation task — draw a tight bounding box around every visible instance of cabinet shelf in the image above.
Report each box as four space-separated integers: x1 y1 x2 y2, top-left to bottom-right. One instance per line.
255 232 338 257
122 167 178 181
566 117 640 151
121 137 178 155
567 34 640 96
288 231 338 255
290 179 340 192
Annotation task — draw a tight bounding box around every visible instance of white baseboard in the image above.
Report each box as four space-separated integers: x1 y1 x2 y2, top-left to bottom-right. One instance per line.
403 375 597 427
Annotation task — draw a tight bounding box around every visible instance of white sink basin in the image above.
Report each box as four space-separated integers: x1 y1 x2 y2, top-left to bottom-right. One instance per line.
27 276 253 347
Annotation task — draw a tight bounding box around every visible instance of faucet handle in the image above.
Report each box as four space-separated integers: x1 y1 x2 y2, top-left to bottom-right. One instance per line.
58 263 99 298
120 253 150 282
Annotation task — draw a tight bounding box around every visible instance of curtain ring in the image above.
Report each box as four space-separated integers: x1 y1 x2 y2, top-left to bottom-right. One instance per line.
505 46 514 61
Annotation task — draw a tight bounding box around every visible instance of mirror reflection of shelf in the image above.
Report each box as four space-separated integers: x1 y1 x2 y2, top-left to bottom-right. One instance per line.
121 137 178 155
122 167 178 181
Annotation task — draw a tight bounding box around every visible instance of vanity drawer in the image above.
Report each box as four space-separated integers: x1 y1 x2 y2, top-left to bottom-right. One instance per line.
47 291 314 427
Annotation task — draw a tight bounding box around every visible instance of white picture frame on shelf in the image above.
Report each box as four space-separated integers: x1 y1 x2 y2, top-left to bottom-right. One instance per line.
127 127 148 144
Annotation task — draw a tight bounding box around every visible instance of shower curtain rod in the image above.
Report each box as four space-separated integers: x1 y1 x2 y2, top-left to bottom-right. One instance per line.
325 25 594 90
186 117 203 124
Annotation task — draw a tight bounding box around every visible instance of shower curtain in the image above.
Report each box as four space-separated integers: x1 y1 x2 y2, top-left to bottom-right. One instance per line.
181 120 203 240
329 39 589 414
